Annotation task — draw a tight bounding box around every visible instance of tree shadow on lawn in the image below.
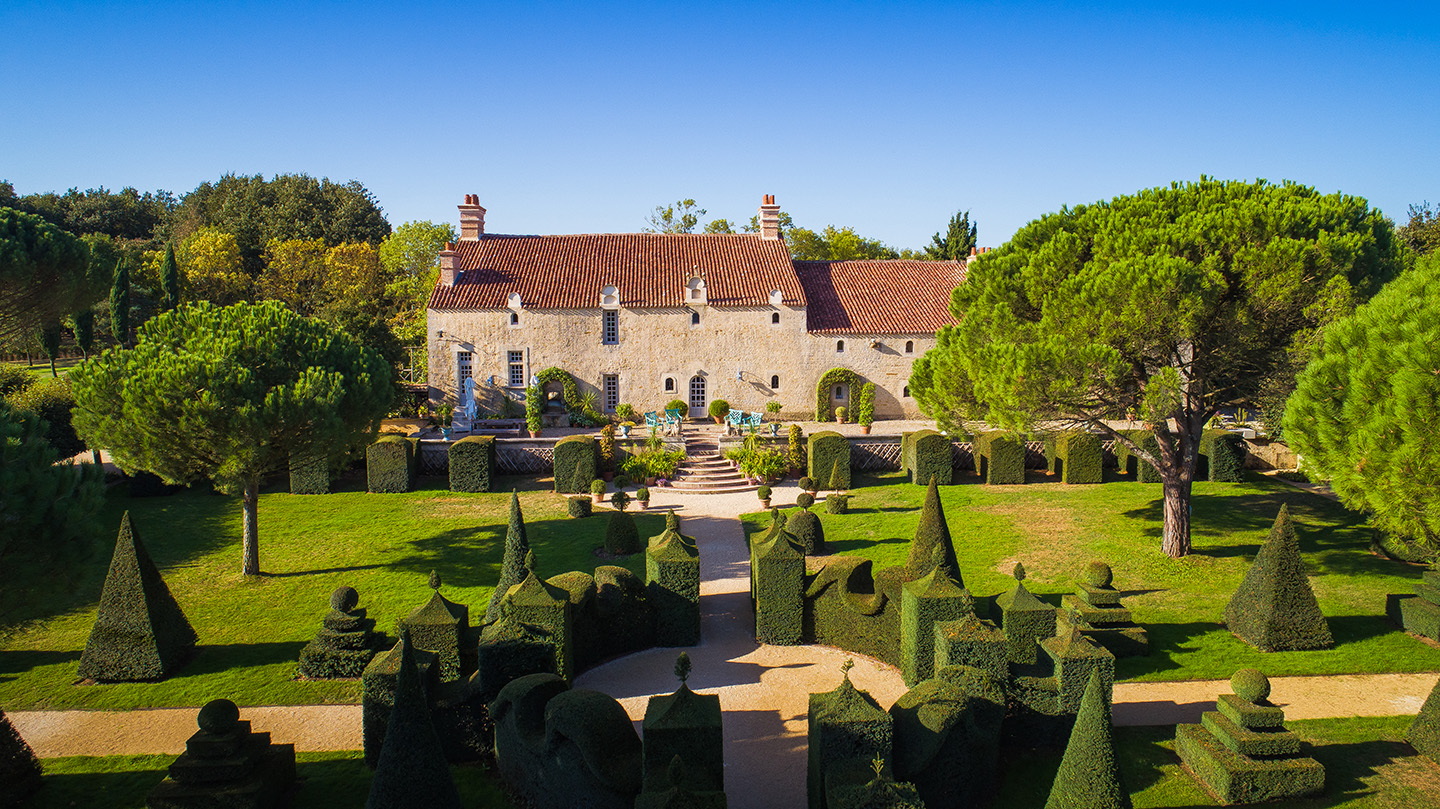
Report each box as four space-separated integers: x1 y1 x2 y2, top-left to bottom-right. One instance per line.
167 641 309 679
0 649 80 684
1307 738 1424 807
823 536 910 555
33 761 171 809
1120 486 1376 552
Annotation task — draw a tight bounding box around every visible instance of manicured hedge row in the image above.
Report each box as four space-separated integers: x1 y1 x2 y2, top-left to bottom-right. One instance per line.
804 558 905 667
289 452 330 494
975 432 1024 484
1200 429 1246 482
1114 430 1162 482
754 531 805 644
449 435 497 492
890 666 1005 809
899 567 974 685
904 429 952 486
647 529 701 647
808 431 850 491
808 670 894 809
367 435 416 493
553 435 597 494
1045 431 1102 484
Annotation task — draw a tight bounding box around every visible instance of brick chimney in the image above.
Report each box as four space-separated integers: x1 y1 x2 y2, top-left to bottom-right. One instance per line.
458 194 486 240
758 194 782 240
439 242 458 286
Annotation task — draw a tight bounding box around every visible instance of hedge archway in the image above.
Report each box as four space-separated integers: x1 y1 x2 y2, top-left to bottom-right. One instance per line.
535 366 580 408
815 368 864 422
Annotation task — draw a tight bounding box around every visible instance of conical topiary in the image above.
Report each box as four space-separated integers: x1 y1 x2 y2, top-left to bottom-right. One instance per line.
0 707 42 804
365 629 463 809
77 512 198 681
486 491 531 623
1044 669 1131 809
1407 673 1440 762
1224 505 1333 651
905 477 958 581
607 509 642 555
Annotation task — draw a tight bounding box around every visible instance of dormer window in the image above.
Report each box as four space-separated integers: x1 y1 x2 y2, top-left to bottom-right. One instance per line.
905 340 914 354
836 340 845 353
507 293 523 327
686 275 707 305
600 285 619 308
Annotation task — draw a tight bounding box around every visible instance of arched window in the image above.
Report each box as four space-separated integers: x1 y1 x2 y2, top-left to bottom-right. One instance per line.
691 311 700 325
771 375 779 389
664 377 675 392
905 340 913 354
771 312 780 324
836 340 845 353
904 385 911 397
510 311 520 325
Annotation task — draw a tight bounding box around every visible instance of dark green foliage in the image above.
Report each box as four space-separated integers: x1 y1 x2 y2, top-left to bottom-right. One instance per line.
497 571 574 680
666 398 689 414
366 435 415 493
448 435 496 493
816 368 864 422
0 363 31 397
905 477 958 581
9 375 85 458
0 708 41 806
109 258 129 346
594 566 656 660
289 451 330 495
39 321 61 376
754 529 806 645
647 527 701 647
933 614 1008 679
606 509 642 555
77 512 198 681
1046 431 1102 484
476 616 558 703
71 308 94 357
1042 631 1117 715
402 583 473 683
568 495 593 518
635 755 730 809
1231 667 1270 703
365 633 463 809
554 435 598 493
1175 723 1324 804
799 476 816 492
485 492 532 622
925 209 978 261
975 432 1024 484
854 382 875 426
903 430 951 486
1200 711 1301 757
992 573 1057 666
890 665 1004 809
146 699 297 809
808 664 893 809
789 507 825 554
298 586 382 678
0 206 99 343
160 241 180 311
809 431 850 490
826 494 851 514
1199 430 1246 482
1406 672 1440 762
0 399 104 560
900 561 974 685
1114 431 1162 483
1044 670 1131 809
643 672 724 793
1059 562 1149 658
1224 505 1333 651
805 559 905 667
823 757 924 809
490 674 643 809
1216 693 1286 730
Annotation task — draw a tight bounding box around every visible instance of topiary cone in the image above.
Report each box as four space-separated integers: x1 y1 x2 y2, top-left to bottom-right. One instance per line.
365 629 463 809
1044 669 1131 809
1224 505 1333 651
0 707 42 803
905 477 959 581
1407 673 1440 762
485 491 531 623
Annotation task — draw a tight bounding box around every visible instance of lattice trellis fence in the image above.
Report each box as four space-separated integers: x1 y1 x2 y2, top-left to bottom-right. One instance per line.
416 441 556 476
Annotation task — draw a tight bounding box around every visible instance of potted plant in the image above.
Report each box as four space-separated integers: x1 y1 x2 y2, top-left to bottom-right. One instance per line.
614 473 632 489
635 487 650 510
757 485 772 509
834 406 847 424
525 384 544 437
799 476 817 495
616 403 636 422
590 478 607 505
666 399 689 418
709 399 730 425
438 408 453 440
620 421 634 438
856 382 875 435
765 400 782 420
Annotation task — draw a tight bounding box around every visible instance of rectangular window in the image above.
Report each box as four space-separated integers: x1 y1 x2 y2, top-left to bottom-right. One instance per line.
603 374 619 412
507 350 525 387
603 310 619 344
457 351 473 402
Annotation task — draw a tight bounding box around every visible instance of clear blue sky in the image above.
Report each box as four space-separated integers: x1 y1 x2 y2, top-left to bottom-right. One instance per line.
3 1 1437 249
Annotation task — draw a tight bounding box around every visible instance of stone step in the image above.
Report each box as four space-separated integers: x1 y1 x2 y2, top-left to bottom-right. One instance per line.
668 479 760 493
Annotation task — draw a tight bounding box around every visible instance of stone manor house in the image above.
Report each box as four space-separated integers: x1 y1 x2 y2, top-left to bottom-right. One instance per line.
426 195 967 421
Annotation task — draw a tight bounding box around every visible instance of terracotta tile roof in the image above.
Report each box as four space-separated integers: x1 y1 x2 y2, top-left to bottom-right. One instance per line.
428 233 805 310
794 259 965 334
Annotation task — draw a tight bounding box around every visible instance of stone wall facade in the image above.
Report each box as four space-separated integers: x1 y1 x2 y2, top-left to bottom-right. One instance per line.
427 304 935 420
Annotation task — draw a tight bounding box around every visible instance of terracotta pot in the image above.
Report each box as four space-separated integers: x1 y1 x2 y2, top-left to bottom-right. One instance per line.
714 415 725 425
529 430 542 438
637 501 648 510
603 471 615 482
646 477 657 486
861 424 872 434
592 494 603 504
760 499 771 509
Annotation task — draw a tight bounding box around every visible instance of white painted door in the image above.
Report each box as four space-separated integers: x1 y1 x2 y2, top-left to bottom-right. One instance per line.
689 375 706 419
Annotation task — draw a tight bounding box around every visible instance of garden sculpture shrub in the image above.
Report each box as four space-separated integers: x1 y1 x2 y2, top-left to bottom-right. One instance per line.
77 512 198 681
554 435 598 493
804 559 906 667
815 369 864 422
1406 673 1440 763
890 666 1006 809
1175 669 1324 804
808 660 894 809
613 473 632 489
486 492 532 622
298 585 382 678
637 755 729 809
600 423 616 474
593 566 655 659
611 490 631 511
490 673 644 809
975 432 1024 485
1058 561 1149 657
606 509 642 555
1040 629 1117 715
808 431 850 491
476 614 559 703
647 524 700 647
757 484 772 502
288 451 329 494
1224 505 1333 651
789 506 825 554
799 476 817 492
401 572 475 682
448 435 497 492
145 698 297 809
0 708 42 806
361 637 436 766
823 756 924 809
790 424 808 474
642 654 725 794
366 435 415 493
364 633 463 809
854 383 875 428
1043 670 1131 809
568 496 593 518
797 491 815 509
991 563 1057 666
8 375 85 459
905 477 959 581
1199 429 1246 482
497 566 575 681
933 613 1009 680
900 548 975 685
1047 431 1102 485
753 527 806 645
826 493 851 514
903 430 952 486
591 478 608 497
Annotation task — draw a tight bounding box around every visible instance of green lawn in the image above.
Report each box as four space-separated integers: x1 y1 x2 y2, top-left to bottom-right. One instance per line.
28 718 1437 809
28 751 517 809
741 471 1440 682
0 475 659 711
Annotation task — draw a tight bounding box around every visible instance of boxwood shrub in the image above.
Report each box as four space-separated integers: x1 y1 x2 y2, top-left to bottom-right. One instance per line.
606 510 642 555
449 435 497 492
367 435 416 493
1115 430 1162 482
825 494 850 514
808 431 849 491
554 435 597 494
975 432 1024 485
1200 429 1246 482
289 452 330 495
1051 431 1102 484
805 559 905 666
0 707 42 804
567 496 592 518
788 507 824 554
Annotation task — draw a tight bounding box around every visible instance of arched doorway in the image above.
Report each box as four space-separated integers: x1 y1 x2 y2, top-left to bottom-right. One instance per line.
689 375 707 419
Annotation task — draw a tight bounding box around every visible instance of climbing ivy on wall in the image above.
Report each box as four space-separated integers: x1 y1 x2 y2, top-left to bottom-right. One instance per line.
816 368 864 422
536 367 603 427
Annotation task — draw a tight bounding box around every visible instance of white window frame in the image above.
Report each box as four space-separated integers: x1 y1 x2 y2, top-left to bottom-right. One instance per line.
507 350 526 388
603 309 619 345
603 374 619 412
456 350 473 403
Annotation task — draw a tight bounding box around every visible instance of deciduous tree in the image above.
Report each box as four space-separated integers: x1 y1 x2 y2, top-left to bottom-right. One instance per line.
645 199 708 233
71 301 393 576
911 178 1402 557
257 237 328 315
175 226 251 305
1399 201 1440 256
787 225 900 261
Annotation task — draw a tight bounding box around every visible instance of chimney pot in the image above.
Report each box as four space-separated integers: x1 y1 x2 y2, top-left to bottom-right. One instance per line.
758 194 781 241
439 242 459 285
458 196 487 239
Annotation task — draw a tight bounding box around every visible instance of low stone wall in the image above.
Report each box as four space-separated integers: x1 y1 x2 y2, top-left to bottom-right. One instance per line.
418 439 557 476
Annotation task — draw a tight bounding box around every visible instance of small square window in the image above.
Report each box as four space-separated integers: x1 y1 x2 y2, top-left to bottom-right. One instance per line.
507 351 524 387
836 340 845 353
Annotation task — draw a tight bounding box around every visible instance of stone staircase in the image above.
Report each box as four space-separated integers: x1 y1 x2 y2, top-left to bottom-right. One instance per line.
669 423 757 493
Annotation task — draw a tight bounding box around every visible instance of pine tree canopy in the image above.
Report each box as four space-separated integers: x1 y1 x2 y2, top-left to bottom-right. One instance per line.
0 206 102 341
1285 252 1440 548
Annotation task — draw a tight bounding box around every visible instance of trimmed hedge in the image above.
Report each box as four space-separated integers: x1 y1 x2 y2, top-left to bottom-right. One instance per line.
554 435 598 494
805 559 905 667
1115 430 1162 483
360 638 440 767
1224 505 1333 651
902 430 951 486
77 512 198 681
826 493 851 514
788 507 825 554
367 435 416 493
1200 429 1246 482
933 614 1009 679
1049 432 1102 484
889 666 1005 809
975 432 1024 485
1200 711 1301 757
568 496 592 518
476 616 559 702
606 510 642 555
647 528 701 647
146 699 297 809
642 678 724 793
824 757 924 809
809 431 850 491
298 586 382 678
1044 670 1130 809
754 531 805 645
1175 723 1324 804
289 451 330 495
808 667 893 809
498 572 574 681
449 435 497 492
900 565 974 686
816 368 864 422
0 707 42 805
402 585 473 683
992 575 1057 666
364 634 464 809
1216 693 1286 730
1407 673 1440 762
486 492 533 623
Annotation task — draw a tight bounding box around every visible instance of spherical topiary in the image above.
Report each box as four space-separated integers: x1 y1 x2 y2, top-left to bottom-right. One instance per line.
757 485 772 500
666 399 689 414
799 476 816 492
591 478 607 495
1231 668 1271 703
709 399 730 419
197 698 240 733
796 492 815 510
330 585 360 613
1083 560 1113 588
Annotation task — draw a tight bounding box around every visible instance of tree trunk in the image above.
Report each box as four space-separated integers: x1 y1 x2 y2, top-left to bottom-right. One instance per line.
1161 477 1192 558
49 357 57 378
241 478 261 576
